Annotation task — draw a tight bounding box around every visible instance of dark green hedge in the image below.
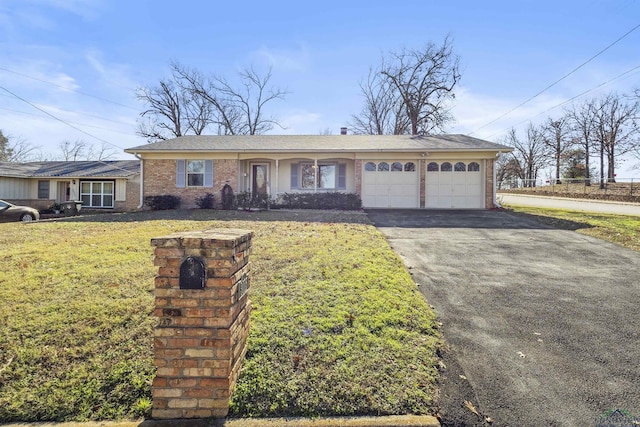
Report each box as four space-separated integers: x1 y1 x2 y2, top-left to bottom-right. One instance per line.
275 192 362 210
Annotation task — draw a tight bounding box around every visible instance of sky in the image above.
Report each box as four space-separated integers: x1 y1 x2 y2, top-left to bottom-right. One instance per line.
1 0 639 178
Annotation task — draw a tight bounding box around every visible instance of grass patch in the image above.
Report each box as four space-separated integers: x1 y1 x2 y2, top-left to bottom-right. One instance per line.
505 205 640 252
0 210 441 422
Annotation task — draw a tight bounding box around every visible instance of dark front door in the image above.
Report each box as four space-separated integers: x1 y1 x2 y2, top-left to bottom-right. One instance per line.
252 164 268 199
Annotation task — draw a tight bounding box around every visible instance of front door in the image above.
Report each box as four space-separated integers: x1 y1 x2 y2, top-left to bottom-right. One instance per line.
252 164 269 199
57 181 70 203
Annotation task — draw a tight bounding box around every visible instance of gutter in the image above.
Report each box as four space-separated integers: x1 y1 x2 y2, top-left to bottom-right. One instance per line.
493 151 502 208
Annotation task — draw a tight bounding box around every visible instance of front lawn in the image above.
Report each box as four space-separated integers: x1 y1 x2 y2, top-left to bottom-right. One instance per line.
0 210 441 422
505 205 640 252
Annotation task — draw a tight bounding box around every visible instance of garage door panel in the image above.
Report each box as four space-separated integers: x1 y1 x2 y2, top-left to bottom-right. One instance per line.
426 161 483 209
362 161 419 208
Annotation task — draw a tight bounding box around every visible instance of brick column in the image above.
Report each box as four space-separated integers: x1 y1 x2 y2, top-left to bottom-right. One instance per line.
150 228 253 419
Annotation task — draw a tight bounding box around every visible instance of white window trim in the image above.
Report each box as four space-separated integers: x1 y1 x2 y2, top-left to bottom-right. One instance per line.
80 180 115 208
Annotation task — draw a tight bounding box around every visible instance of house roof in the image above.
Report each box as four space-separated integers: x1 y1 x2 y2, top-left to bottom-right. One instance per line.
0 160 140 178
125 134 513 154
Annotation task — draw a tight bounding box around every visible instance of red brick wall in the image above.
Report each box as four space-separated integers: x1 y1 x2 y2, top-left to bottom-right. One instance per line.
485 159 495 208
151 229 253 419
143 159 238 209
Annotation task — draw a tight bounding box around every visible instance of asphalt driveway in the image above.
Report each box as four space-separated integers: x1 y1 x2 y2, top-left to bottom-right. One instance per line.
367 209 640 427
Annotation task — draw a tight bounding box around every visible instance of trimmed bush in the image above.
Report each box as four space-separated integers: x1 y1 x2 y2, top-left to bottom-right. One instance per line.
144 195 181 210
195 193 216 209
275 192 362 210
221 184 235 210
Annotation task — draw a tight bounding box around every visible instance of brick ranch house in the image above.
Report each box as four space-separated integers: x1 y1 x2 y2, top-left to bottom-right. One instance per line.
0 160 140 212
125 134 512 210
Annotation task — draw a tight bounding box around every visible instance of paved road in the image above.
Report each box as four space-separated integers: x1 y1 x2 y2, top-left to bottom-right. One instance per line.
499 193 640 216
367 209 640 427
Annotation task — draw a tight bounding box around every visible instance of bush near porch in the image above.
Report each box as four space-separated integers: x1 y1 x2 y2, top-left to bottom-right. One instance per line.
0 209 440 422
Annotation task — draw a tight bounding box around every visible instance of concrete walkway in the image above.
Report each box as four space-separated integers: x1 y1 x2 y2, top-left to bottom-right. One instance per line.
498 193 640 216
367 209 640 427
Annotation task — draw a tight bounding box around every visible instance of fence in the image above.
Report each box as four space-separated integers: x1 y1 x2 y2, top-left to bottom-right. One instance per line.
498 178 638 198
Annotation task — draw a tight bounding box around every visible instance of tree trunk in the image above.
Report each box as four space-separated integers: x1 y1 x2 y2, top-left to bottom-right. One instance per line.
599 143 605 189
584 147 591 186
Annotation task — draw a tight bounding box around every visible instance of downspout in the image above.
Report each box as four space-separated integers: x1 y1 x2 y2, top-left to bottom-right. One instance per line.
134 153 144 209
493 152 501 208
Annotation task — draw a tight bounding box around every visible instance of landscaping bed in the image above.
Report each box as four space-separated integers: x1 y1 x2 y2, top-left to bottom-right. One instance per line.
0 209 441 422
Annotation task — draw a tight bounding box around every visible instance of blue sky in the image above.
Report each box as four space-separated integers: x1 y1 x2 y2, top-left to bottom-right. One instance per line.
1 0 639 177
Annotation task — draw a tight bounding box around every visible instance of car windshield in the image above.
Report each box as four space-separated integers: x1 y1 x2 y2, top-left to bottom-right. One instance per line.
0 200 11 208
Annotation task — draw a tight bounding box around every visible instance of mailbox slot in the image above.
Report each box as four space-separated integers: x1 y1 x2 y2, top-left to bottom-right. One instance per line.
179 256 206 290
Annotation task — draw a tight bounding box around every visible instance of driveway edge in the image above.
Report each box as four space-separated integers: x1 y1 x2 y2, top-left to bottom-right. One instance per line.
2 415 440 427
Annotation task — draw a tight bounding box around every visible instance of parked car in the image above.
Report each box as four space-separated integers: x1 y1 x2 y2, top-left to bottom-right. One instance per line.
0 199 40 223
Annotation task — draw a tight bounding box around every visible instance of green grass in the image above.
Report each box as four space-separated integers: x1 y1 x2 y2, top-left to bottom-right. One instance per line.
505 205 640 252
0 210 441 422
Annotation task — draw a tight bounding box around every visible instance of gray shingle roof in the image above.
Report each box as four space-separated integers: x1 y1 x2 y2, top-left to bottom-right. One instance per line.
0 161 140 178
125 134 513 153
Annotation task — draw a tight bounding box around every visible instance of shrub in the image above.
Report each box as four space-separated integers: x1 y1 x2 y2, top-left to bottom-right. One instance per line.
236 191 252 210
143 195 180 210
221 184 235 210
275 192 362 210
195 193 216 209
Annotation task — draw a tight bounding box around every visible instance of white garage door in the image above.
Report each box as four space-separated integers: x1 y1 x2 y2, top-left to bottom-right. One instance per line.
362 161 419 208
426 161 484 209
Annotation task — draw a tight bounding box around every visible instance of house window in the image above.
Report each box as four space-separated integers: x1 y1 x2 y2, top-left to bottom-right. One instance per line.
293 162 346 190
187 160 205 187
300 163 338 189
378 162 389 172
391 162 403 172
38 180 50 199
80 181 114 208
468 162 480 172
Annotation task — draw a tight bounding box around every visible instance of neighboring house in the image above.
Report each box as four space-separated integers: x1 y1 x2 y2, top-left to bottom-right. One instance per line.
125 134 513 210
0 160 140 212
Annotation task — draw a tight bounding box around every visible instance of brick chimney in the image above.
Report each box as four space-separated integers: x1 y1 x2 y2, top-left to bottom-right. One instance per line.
340 127 347 135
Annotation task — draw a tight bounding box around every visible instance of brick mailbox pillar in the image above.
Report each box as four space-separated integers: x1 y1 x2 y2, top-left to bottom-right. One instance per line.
150 228 253 419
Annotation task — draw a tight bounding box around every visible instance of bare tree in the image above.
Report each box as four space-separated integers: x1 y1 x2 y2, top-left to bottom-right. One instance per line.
0 130 40 162
86 142 117 161
58 140 89 161
592 93 640 186
136 64 215 142
380 36 460 135
348 68 409 135
565 99 597 185
137 61 287 141
350 37 460 135
541 117 572 184
495 153 523 189
504 124 549 187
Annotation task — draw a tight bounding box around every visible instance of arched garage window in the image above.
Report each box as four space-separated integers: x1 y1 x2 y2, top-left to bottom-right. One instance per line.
365 162 376 171
441 162 452 172
378 162 389 172
468 162 480 172
404 162 416 171
391 162 403 171
455 162 466 172
427 162 439 172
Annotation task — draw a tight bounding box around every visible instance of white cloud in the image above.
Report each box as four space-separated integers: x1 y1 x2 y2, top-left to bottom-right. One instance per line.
29 0 105 20
275 110 323 134
253 44 311 72
449 86 569 141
